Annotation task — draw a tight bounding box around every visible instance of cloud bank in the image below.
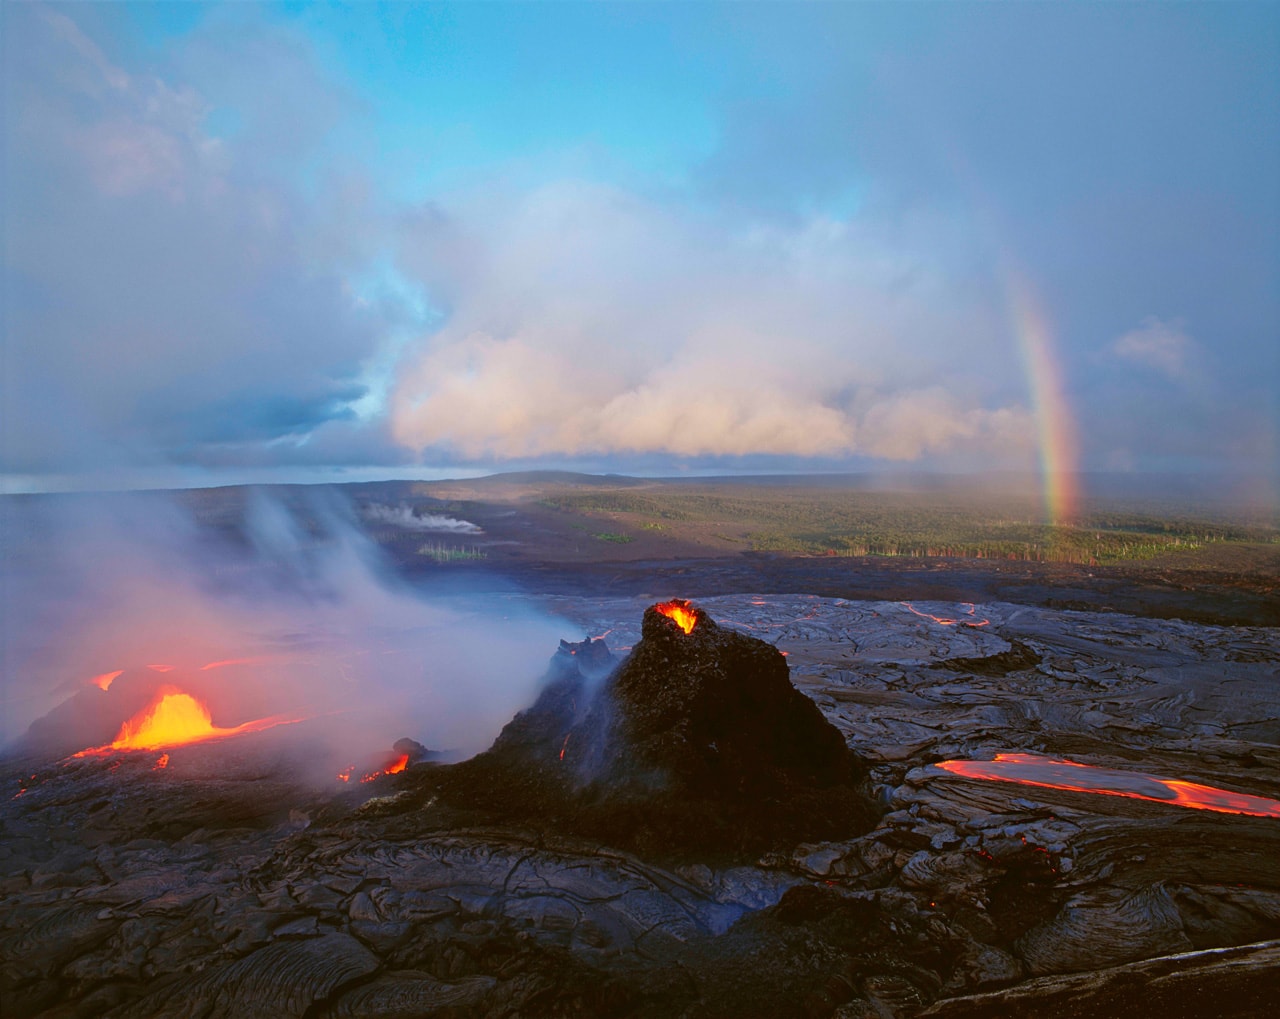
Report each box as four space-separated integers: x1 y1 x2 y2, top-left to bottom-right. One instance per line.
389 183 1034 464
3 3 1275 485
1 5 403 477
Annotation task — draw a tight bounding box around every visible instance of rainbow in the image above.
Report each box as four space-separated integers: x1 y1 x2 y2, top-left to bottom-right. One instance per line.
939 146 1082 526
1005 270 1080 525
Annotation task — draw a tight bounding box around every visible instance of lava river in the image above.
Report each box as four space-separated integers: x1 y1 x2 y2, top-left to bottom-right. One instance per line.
936 752 1280 818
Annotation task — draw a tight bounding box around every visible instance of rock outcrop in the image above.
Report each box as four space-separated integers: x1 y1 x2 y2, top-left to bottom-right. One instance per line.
436 601 877 857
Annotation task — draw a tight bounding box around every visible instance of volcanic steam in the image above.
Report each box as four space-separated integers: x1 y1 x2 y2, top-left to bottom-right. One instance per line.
2 488 563 775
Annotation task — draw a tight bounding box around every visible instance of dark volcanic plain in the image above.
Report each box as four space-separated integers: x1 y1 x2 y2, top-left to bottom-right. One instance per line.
347 474 1280 628
3 475 1279 1018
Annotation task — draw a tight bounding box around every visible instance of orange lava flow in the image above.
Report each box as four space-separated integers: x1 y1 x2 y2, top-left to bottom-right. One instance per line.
148 664 175 672
936 753 1280 819
91 670 124 691
337 752 411 784
384 753 409 776
655 599 697 634
153 754 169 770
74 686 299 755
201 657 264 671
902 602 990 627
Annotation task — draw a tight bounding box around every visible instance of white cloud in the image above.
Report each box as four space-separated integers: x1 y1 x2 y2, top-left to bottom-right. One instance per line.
1112 317 1197 380
390 181 1034 464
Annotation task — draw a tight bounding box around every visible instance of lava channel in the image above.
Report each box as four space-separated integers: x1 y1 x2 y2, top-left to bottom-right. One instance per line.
902 602 990 627
936 753 1280 818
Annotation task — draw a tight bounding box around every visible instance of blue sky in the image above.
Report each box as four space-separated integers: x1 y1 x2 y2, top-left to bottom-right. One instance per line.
2 1 1277 497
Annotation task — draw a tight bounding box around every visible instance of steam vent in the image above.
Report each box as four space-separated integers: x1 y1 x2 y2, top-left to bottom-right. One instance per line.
437 600 877 857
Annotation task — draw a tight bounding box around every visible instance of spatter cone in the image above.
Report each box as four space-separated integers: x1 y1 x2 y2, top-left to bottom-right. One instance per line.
432 601 877 858
566 601 860 799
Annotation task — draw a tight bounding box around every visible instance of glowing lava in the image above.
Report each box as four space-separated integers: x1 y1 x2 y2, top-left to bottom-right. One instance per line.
337 752 410 784
384 753 410 775
200 657 262 671
153 754 169 770
91 669 123 691
936 753 1280 819
655 599 698 634
902 602 990 627
200 655 295 671
75 686 298 755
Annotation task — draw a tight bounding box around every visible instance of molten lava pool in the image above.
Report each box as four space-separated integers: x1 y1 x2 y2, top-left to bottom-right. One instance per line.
936 753 1280 818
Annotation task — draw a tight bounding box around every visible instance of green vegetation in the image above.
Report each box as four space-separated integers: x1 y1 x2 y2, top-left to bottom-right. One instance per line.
593 532 635 544
744 525 1201 563
539 483 1277 567
417 542 488 562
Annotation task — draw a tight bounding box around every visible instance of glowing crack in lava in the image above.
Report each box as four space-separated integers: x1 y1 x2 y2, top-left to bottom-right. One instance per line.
655 599 698 634
902 602 990 627
936 753 1280 819
337 752 410 784
75 686 300 756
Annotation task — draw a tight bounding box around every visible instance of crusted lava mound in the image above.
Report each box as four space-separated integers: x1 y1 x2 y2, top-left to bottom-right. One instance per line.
576 601 858 796
427 601 877 859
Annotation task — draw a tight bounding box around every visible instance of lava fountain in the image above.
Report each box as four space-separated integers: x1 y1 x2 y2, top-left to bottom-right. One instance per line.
936 753 1280 818
75 686 300 756
654 599 698 634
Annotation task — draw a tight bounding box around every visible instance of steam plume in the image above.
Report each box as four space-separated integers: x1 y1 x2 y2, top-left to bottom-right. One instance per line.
0 489 564 766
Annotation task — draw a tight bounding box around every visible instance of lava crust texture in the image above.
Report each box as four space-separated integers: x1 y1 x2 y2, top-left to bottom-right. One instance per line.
432 601 877 858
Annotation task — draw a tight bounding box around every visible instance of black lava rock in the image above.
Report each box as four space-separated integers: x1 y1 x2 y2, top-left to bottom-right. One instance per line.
568 601 859 799
430 602 877 859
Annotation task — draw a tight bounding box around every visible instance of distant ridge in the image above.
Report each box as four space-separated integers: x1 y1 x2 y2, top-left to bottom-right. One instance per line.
450 470 650 487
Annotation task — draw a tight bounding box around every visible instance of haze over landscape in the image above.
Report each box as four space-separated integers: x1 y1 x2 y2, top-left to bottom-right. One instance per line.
3 1 1276 511
5 6 1280 1018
